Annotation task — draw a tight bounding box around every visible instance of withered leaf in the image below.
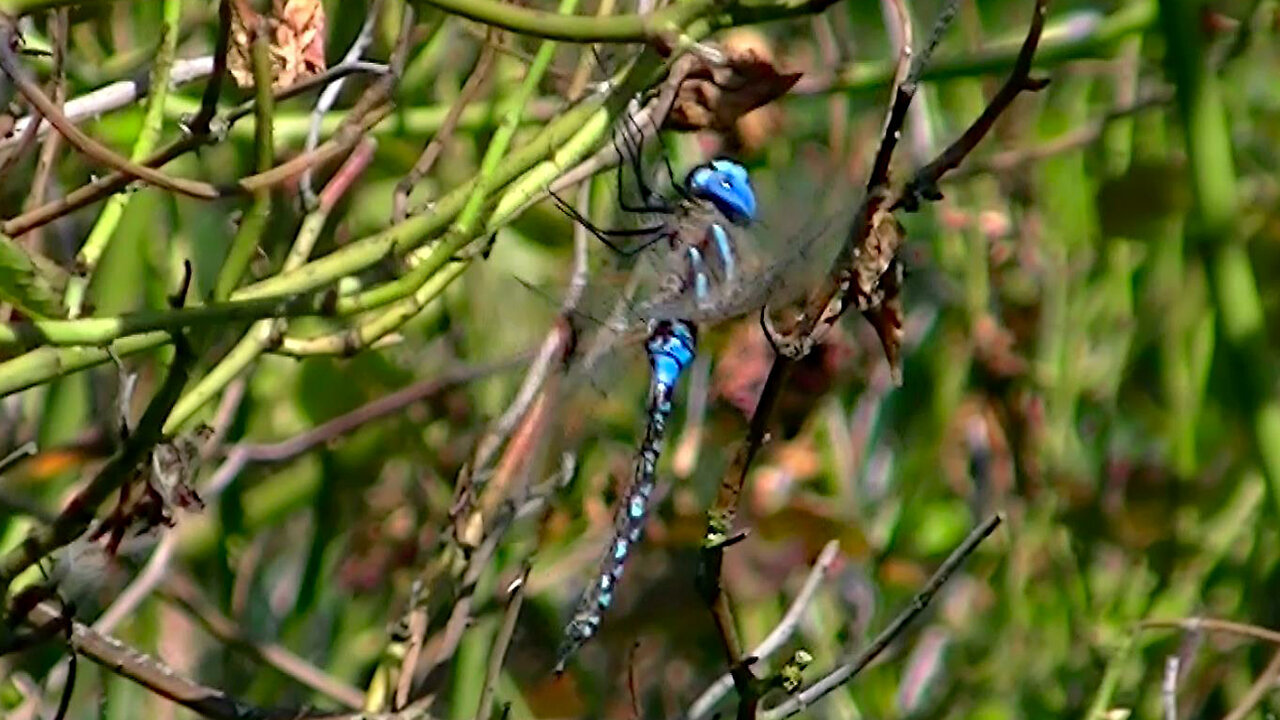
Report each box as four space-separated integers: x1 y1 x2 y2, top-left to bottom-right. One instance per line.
862 258 905 386
665 45 802 132
226 0 264 89
90 426 210 555
148 425 212 513
850 205 904 311
272 0 328 88
226 0 327 89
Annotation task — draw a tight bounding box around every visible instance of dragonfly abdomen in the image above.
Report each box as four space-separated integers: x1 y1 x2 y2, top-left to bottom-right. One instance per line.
556 320 697 672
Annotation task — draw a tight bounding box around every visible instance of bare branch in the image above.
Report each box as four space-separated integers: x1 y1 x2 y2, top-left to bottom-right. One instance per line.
204 353 530 496
897 0 1050 211
685 540 841 720
300 0 385 206
1139 617 1280 646
21 601 300 720
762 515 1002 720
394 29 499 222
473 564 530 720
160 572 365 709
0 57 214 151
1222 649 1280 720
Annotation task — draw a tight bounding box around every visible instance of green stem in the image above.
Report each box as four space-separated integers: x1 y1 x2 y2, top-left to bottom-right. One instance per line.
163 199 341 432
0 334 164 397
1081 631 1137 720
0 232 69 318
279 0 585 354
0 291 340 350
0 0 125 14
212 31 276 302
0 95 600 393
158 98 518 144
68 0 182 317
276 261 465 357
232 96 603 302
409 0 708 41
0 15 647 394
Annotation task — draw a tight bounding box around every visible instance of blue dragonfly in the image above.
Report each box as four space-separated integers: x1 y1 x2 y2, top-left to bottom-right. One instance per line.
551 122 768 672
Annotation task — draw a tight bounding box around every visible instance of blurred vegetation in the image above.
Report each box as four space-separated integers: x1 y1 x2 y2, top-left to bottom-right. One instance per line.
0 0 1279 718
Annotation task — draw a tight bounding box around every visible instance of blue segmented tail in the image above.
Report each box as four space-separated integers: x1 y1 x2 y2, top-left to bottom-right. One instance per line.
556 319 698 672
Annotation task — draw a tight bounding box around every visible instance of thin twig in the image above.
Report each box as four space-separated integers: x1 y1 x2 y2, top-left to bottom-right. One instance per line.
30 532 178 710
761 515 1002 720
190 0 232 136
300 0 384 206
0 57 214 151
466 178 590 480
394 29 498 222
1221 649 1280 720
160 572 365 709
1 55 386 238
685 540 841 720
0 24 222 199
163 137 379 431
1162 656 1179 720
394 583 429 710
696 9 1047 686
473 564 530 720
21 601 302 720
21 8 68 246
1139 618 1280 646
203 353 530 496
953 89 1170 179
403 508 513 712
897 0 1050 211
94 533 175 633
0 79 44 182
0 19 391 204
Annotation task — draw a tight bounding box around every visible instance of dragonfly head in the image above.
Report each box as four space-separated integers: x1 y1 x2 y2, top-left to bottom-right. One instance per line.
686 159 757 226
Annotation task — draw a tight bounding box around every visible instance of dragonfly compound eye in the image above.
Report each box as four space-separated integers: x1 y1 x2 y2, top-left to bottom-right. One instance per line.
687 159 758 225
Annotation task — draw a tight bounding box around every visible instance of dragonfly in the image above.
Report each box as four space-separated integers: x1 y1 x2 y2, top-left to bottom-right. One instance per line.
551 118 769 671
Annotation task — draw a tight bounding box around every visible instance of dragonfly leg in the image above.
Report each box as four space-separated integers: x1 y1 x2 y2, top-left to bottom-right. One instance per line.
614 110 675 215
641 116 692 203
548 188 670 256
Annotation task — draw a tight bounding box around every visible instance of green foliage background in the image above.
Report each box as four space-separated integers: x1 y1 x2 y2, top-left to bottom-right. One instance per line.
1 0 1279 718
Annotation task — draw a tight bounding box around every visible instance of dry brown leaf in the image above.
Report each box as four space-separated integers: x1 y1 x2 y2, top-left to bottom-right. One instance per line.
851 207 904 310
273 0 327 88
720 29 789 153
666 45 802 132
89 426 210 555
226 0 263 89
861 257 904 386
226 0 327 89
